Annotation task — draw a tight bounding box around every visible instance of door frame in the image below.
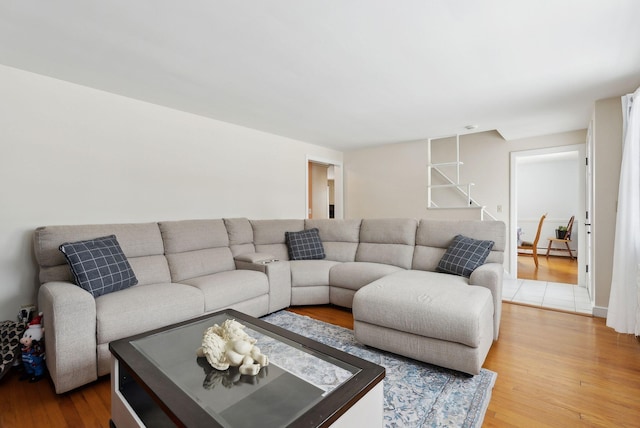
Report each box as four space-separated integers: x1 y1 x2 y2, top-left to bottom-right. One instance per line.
585 121 594 303
306 155 343 219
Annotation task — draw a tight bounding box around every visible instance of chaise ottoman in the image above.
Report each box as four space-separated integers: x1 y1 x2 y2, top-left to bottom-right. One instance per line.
352 270 494 375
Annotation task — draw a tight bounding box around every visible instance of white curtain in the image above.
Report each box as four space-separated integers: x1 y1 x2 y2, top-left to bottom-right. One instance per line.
607 87 640 335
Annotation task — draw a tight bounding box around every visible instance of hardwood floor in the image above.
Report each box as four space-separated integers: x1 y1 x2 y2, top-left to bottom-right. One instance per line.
0 364 111 427
483 304 639 427
2 304 638 427
517 254 578 283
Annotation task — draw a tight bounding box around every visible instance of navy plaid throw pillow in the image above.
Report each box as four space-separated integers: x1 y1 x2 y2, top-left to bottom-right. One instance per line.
59 235 138 298
285 228 326 260
437 235 494 278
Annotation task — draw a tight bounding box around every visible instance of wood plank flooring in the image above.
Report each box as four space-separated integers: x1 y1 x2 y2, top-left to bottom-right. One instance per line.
1 303 638 427
482 304 640 427
518 254 578 283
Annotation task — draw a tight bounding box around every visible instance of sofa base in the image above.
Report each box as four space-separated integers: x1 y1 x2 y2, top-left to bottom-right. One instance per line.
353 321 492 375
329 286 356 308
291 285 330 306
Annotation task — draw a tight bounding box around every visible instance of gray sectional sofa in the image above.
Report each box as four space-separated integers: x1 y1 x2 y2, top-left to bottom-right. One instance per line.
33 217 505 393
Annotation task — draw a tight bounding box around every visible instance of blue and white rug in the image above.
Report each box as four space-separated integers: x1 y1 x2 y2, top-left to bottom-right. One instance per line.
261 310 496 428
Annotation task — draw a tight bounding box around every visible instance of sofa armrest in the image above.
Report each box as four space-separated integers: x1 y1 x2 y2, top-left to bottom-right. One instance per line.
235 259 291 312
38 281 97 394
234 252 278 264
469 263 503 340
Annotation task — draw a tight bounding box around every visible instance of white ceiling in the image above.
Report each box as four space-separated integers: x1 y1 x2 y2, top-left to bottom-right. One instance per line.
2 1 640 151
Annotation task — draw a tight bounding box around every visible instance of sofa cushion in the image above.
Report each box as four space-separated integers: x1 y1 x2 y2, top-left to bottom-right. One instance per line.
290 260 341 287
413 220 506 271
126 255 172 287
95 282 204 344
159 219 230 253
180 270 269 312
159 220 236 281
329 261 404 291
355 219 417 269
224 218 256 256
166 248 236 282
437 235 494 278
34 222 168 285
305 219 361 262
285 228 326 260
251 219 305 260
59 235 138 298
353 270 492 347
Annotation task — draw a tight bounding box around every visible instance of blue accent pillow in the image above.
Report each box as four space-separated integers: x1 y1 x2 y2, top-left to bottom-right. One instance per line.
437 235 494 278
59 235 138 298
285 228 326 260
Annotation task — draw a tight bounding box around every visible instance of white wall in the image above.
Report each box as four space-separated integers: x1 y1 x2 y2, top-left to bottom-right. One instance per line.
517 154 580 253
0 65 342 320
593 96 623 311
344 140 429 218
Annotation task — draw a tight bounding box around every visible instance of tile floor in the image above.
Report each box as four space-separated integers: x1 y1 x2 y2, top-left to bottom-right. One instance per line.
503 277 593 315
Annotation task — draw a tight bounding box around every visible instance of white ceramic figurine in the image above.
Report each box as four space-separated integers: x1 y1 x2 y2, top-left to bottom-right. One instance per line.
196 319 268 376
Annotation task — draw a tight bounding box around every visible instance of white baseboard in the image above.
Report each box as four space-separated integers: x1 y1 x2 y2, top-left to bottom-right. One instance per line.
592 306 608 318
517 248 577 257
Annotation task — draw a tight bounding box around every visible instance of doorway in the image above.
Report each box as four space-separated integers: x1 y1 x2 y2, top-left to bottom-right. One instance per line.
508 144 592 314
306 156 343 219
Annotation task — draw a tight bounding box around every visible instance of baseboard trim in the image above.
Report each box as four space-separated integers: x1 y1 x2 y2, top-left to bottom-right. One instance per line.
519 247 576 255
592 305 608 318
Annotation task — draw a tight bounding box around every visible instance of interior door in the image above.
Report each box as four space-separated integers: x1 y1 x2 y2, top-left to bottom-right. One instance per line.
306 156 343 219
308 162 313 218
310 162 329 219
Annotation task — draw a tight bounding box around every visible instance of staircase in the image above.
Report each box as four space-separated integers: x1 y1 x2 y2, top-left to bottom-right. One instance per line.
427 135 496 220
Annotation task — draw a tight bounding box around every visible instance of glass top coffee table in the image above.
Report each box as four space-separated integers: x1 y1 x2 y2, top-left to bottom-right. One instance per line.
109 309 385 427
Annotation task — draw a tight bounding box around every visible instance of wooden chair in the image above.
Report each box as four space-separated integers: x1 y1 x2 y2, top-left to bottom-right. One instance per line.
546 216 575 260
518 213 547 268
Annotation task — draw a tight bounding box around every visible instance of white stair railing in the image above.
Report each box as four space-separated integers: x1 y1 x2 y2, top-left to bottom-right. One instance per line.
427 135 496 221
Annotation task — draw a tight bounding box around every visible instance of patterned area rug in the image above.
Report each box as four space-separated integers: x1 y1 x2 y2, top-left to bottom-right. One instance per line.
261 310 496 428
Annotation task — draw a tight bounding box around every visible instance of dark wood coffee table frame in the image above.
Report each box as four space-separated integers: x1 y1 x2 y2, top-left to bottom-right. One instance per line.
110 309 385 428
